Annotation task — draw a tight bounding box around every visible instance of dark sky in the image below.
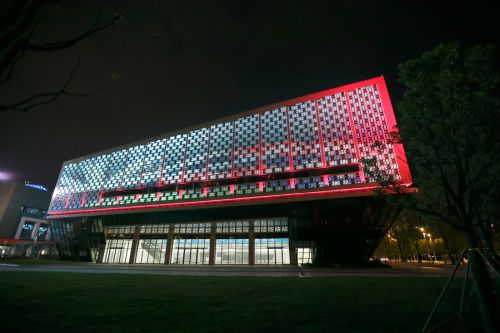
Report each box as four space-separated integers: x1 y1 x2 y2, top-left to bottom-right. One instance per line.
0 0 498 190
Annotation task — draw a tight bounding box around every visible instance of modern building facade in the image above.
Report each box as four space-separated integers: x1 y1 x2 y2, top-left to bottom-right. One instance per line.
0 180 56 258
47 76 412 265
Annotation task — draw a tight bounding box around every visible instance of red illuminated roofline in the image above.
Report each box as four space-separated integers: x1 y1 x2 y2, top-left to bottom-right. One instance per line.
48 183 414 218
375 77 413 184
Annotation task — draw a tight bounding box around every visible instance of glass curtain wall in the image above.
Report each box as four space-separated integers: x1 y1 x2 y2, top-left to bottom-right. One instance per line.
135 239 167 264
215 239 249 264
102 238 133 263
171 238 210 264
20 222 35 239
296 241 316 265
255 238 290 264
99 218 290 265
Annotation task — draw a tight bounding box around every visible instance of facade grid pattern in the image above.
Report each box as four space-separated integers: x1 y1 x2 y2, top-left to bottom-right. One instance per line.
48 77 410 213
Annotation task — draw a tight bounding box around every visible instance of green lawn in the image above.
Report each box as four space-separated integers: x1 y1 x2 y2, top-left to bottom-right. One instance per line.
0 272 476 333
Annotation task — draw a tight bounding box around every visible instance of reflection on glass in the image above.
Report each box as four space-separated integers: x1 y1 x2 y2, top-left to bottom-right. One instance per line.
171 239 210 264
36 224 49 240
102 239 133 263
20 222 35 239
215 239 249 264
135 239 167 264
297 247 316 265
255 238 290 265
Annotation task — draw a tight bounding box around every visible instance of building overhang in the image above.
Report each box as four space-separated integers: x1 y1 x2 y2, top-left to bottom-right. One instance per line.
47 183 415 219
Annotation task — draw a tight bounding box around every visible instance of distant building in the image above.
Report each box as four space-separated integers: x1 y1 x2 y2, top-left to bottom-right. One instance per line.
0 181 56 258
47 76 412 265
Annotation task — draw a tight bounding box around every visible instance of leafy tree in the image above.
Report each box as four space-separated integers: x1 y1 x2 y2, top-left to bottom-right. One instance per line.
375 209 459 263
398 42 500 251
366 42 500 332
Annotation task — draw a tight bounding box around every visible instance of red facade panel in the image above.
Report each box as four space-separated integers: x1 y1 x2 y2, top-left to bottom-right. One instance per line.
48 76 412 217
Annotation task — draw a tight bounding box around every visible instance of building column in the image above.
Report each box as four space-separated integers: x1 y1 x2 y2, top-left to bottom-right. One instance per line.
289 247 298 265
32 222 42 240
96 227 108 263
209 223 217 265
164 224 174 264
249 221 255 265
96 243 106 263
128 226 140 264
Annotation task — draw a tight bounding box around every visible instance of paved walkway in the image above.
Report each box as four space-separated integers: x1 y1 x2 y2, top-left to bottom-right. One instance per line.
0 261 465 277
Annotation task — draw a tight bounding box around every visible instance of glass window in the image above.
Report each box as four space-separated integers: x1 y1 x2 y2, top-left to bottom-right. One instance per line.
215 238 249 264
297 246 316 265
216 221 249 233
135 239 167 264
254 218 287 233
20 222 35 239
171 238 210 264
255 238 290 265
36 224 49 240
102 239 133 263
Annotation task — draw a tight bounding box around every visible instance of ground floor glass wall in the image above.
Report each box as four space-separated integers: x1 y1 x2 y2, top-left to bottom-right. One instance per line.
255 238 290 264
297 247 316 265
101 217 292 265
103 239 133 263
135 239 167 264
215 239 249 264
171 239 210 264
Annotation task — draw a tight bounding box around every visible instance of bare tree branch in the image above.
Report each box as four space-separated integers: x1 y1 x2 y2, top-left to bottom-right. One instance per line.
0 0 132 111
28 0 131 52
0 16 42 84
0 56 117 112
0 48 26 84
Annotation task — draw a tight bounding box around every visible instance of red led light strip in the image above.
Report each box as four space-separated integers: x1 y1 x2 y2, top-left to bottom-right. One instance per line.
48 184 413 217
376 77 412 183
51 76 413 215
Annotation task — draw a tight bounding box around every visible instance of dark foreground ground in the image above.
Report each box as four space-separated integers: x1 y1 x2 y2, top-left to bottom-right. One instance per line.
0 261 480 333
0 259 464 277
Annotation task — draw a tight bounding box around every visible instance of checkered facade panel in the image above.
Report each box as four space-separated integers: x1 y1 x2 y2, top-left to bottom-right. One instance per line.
233 115 260 176
348 85 399 181
161 134 187 185
49 77 408 212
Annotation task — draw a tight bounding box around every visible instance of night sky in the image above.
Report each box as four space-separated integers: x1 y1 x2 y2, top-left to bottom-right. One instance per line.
0 0 498 190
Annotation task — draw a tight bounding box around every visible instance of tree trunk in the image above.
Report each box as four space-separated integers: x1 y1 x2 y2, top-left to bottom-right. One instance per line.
441 235 457 264
414 241 422 263
397 242 406 262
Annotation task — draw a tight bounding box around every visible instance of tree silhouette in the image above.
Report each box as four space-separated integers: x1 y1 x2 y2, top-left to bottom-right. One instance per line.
0 0 131 112
364 42 500 332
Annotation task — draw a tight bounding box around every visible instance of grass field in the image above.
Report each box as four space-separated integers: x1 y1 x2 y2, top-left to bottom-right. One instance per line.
0 271 476 332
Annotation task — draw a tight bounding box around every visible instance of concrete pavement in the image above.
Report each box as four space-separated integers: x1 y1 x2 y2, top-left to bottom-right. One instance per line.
0 261 465 277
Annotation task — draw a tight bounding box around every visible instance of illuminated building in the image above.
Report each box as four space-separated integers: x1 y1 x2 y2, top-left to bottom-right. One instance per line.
0 180 56 258
47 76 412 265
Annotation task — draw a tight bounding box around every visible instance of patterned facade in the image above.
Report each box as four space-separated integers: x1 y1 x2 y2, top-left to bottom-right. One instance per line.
48 76 411 216
47 76 412 265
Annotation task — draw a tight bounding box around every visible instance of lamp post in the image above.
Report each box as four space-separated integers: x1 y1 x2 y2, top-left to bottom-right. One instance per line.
420 230 437 262
387 233 398 261
417 227 437 262
426 233 437 262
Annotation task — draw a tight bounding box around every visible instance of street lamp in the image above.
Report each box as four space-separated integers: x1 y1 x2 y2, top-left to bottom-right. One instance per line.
426 233 437 262
421 232 437 262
